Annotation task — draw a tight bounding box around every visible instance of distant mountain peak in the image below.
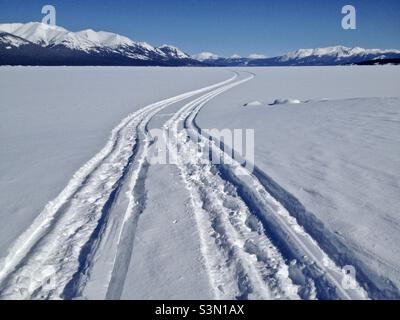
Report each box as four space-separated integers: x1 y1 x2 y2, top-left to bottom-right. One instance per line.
0 32 31 48
192 52 219 61
158 45 190 59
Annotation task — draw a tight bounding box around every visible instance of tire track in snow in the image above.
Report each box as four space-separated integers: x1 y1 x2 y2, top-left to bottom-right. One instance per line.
163 73 300 299
0 70 369 300
105 73 249 299
0 74 238 300
184 74 369 300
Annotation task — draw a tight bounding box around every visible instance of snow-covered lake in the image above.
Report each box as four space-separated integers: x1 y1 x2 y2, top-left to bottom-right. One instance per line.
197 66 400 298
0 67 230 255
0 66 399 299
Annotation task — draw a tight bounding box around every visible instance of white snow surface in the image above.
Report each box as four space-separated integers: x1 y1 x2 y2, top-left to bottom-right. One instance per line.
197 66 400 296
0 66 399 300
0 67 230 260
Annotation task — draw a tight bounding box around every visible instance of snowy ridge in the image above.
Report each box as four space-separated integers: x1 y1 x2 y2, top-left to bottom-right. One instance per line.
75 29 135 48
1 22 399 66
2 22 68 46
0 22 199 65
279 45 400 62
158 45 190 59
0 32 31 48
194 46 400 66
0 22 143 52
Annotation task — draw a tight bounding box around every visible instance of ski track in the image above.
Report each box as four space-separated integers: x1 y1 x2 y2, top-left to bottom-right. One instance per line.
0 70 369 300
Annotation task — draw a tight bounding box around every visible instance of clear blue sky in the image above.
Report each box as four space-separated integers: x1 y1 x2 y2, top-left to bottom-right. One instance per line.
0 0 399 57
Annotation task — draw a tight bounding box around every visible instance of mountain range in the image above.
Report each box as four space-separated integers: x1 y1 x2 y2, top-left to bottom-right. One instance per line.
1 22 399 66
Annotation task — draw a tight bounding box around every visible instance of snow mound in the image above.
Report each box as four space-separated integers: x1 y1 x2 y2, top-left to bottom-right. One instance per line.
269 99 302 105
243 101 264 107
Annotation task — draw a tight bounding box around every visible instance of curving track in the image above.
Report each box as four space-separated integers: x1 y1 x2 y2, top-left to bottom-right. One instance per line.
0 71 368 300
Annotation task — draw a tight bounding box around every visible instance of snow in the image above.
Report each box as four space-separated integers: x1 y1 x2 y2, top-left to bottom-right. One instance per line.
197 66 400 298
0 22 68 46
0 23 26 34
243 99 303 107
118 164 214 299
158 45 190 59
161 74 306 299
76 29 135 48
280 45 400 62
0 67 231 264
269 99 302 105
0 22 168 55
243 100 264 107
2 23 398 67
0 33 30 48
0 65 399 299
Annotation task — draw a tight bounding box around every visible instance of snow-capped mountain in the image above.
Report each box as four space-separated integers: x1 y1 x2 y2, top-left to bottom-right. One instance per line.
247 45 400 66
198 46 400 66
191 52 252 66
278 45 400 61
0 22 200 66
0 32 31 48
1 23 399 66
158 45 190 59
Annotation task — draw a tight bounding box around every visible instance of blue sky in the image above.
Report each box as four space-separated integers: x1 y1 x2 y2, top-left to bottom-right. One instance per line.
0 0 399 57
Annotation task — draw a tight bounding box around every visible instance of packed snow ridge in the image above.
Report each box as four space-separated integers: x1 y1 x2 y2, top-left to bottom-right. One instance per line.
269 99 302 105
243 99 303 107
243 101 264 107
